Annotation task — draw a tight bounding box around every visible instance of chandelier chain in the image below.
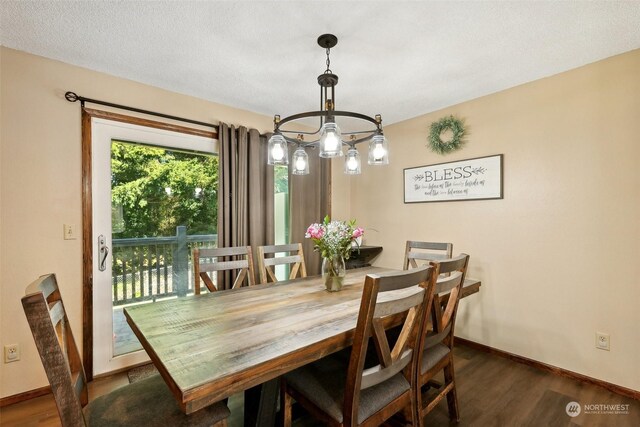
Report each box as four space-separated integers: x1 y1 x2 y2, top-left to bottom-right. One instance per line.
325 47 332 74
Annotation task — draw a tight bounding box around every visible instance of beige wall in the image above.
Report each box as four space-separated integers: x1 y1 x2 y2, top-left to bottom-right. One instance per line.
333 49 640 391
0 47 274 398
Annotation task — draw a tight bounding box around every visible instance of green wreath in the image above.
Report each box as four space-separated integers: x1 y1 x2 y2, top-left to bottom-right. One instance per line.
428 115 466 154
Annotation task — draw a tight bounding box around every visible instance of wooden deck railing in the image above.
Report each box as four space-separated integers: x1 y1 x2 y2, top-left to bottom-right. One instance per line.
112 226 216 306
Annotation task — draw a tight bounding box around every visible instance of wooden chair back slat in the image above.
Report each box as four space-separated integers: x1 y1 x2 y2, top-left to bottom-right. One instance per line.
423 325 452 349
261 255 301 267
343 265 437 424
198 246 252 258
409 252 451 261
198 259 251 272
49 301 66 330
435 271 464 294
371 318 392 368
259 243 300 253
373 288 425 318
440 286 460 328
435 255 467 275
374 268 429 292
193 246 255 293
22 274 88 426
199 272 216 292
288 263 301 280
233 269 249 290
264 267 278 283
403 240 453 270
390 302 420 362
72 372 85 398
406 241 451 251
257 243 307 284
360 349 412 390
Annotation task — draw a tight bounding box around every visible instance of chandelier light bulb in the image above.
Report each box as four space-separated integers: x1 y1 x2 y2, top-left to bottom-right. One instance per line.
347 157 358 170
292 148 309 175
373 144 385 160
324 133 339 152
344 147 361 175
272 144 285 161
319 122 343 158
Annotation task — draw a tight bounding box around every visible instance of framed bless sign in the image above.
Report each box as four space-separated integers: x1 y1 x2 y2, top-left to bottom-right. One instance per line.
404 154 503 203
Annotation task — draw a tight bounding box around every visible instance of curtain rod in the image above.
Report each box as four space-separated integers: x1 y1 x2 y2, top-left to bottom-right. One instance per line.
65 91 218 130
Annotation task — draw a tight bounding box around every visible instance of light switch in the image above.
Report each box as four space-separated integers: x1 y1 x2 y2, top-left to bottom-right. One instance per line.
64 224 77 240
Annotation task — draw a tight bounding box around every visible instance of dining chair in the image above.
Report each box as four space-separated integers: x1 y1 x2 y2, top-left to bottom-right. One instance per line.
415 254 469 426
257 243 307 284
403 241 453 270
193 246 256 293
281 266 437 427
22 274 230 427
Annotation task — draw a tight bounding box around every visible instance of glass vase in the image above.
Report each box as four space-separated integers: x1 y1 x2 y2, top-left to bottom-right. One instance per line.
322 255 346 292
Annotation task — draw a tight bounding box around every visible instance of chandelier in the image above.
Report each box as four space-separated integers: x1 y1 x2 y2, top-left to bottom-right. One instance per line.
267 34 389 175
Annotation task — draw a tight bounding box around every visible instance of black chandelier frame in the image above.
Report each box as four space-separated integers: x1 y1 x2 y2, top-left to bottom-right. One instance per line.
271 34 385 149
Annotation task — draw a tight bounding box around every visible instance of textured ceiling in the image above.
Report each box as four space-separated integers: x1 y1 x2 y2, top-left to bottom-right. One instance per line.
2 1 640 128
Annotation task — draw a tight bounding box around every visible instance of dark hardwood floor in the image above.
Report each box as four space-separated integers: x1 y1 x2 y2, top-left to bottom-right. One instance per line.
423 344 639 427
1 343 637 426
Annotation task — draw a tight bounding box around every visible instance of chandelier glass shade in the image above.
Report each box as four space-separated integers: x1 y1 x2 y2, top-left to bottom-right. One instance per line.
319 121 343 158
267 133 288 165
292 147 310 175
368 134 389 165
267 34 389 175
344 147 361 175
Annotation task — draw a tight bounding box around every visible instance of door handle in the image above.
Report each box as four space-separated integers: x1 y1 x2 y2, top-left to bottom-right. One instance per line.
98 235 109 272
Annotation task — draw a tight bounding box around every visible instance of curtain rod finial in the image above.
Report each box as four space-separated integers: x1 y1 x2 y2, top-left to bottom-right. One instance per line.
65 91 79 102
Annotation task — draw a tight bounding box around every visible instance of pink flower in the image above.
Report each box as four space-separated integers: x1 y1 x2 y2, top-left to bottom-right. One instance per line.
305 218 363 259
305 223 324 239
352 227 364 239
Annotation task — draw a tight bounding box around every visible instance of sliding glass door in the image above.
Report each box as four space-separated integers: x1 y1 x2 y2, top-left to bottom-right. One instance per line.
91 118 216 375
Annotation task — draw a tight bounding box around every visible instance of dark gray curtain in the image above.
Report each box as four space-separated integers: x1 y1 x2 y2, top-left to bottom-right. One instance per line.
289 148 331 275
217 123 274 289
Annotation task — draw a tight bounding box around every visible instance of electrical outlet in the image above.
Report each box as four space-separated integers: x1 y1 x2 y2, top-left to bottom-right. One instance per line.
63 223 77 240
4 344 20 363
596 332 610 351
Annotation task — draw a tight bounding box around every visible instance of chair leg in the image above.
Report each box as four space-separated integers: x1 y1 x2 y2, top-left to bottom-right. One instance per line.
443 362 460 422
415 380 424 427
280 379 293 427
406 389 417 426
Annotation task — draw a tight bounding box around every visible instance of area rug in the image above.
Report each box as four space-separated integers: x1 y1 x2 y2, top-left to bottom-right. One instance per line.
127 363 159 384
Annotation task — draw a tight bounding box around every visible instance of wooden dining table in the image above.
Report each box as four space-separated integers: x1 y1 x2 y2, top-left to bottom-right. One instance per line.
124 266 481 425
